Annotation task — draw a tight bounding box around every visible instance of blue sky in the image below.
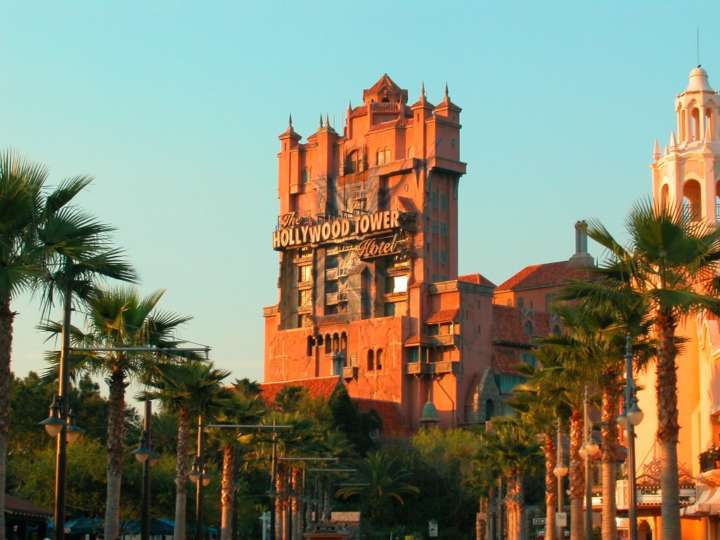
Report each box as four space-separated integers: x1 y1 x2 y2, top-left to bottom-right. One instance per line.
2 1 718 386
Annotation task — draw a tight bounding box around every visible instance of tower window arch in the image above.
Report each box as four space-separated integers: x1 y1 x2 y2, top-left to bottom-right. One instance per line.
367 350 374 371
683 179 702 221
692 108 701 140
660 183 670 210
376 349 383 370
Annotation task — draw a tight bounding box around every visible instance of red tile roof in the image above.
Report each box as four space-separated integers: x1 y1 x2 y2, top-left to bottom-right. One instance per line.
354 399 406 436
5 494 51 517
492 305 550 345
260 377 340 404
426 308 460 324
492 348 523 375
459 273 496 288
496 260 589 292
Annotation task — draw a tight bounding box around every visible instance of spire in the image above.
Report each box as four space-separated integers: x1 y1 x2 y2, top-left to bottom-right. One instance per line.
325 114 331 129
444 82 449 100
288 114 293 129
421 81 426 100
347 99 352 112
653 139 661 160
319 115 324 129
669 131 677 148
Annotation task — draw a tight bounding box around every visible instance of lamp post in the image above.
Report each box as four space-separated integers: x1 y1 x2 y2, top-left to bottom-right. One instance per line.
206 422 292 540
580 386 599 540
617 334 643 540
133 400 153 540
553 419 568 540
188 415 210 540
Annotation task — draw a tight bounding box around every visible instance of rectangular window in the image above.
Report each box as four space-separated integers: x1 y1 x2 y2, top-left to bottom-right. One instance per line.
325 280 338 293
407 347 419 363
299 289 312 307
384 302 396 317
325 305 338 315
299 265 312 283
326 255 339 269
298 314 311 327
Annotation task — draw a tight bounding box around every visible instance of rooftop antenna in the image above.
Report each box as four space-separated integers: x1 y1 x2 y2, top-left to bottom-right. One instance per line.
697 27 701 66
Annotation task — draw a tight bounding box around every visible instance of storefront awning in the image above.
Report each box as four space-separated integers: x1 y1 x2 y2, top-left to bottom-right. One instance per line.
682 486 714 517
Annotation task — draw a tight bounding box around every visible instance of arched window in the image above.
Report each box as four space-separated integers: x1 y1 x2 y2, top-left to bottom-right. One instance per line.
306 336 315 356
692 108 701 140
660 183 669 210
340 332 347 352
683 179 702 221
485 399 495 421
325 334 331 354
376 349 383 370
681 109 687 141
367 350 375 371
706 109 713 139
345 150 360 174
332 333 340 353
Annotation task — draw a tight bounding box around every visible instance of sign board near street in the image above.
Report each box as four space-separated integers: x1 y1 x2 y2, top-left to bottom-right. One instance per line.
428 520 438 537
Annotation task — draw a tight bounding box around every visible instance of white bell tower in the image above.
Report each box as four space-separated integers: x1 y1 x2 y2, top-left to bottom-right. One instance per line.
652 66 720 224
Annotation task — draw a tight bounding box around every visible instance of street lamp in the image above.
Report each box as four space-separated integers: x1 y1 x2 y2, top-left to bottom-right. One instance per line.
65 410 83 445
620 334 642 540
553 419 568 540
40 397 64 438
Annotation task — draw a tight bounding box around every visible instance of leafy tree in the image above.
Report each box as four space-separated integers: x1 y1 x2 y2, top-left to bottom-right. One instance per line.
336 449 419 526
328 384 380 455
585 200 720 539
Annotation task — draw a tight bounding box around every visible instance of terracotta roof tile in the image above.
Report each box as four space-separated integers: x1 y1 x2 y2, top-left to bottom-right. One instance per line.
459 273 496 288
492 305 551 345
354 399 406 436
496 260 589 292
492 348 523 375
426 308 460 324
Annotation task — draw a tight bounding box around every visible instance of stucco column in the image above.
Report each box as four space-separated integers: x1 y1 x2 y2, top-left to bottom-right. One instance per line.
704 156 715 223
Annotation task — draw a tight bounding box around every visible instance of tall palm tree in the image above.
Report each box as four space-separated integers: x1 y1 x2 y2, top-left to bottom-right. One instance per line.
335 449 419 525
210 381 264 540
560 278 652 540
0 150 135 540
512 366 572 540
479 417 541 540
41 287 192 540
142 361 231 540
586 200 720 539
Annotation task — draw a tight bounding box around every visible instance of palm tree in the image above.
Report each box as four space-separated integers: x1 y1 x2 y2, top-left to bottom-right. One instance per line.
586 200 720 539
512 367 572 540
210 381 264 540
335 449 419 525
0 150 135 540
41 287 192 540
560 279 652 540
142 361 231 540
479 417 541 540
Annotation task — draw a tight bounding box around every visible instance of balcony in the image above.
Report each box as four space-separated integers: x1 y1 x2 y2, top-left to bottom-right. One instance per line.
406 360 460 376
430 334 460 348
326 267 338 281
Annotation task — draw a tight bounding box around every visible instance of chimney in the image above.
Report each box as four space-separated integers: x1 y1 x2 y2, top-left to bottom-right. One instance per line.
568 220 594 267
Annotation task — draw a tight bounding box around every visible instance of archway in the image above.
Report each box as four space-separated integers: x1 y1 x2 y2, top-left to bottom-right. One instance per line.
683 179 702 221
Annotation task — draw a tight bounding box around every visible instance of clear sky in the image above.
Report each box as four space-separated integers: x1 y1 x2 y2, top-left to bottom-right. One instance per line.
2 1 718 387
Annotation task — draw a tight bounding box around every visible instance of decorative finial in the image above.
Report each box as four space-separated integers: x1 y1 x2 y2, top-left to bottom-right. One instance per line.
326 114 331 128
288 114 293 128
320 115 324 128
444 82 449 100
669 131 677 147
348 99 352 111
653 139 660 159
421 81 426 99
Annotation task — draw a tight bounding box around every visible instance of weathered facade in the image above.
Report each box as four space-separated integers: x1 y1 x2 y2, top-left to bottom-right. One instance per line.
263 75 590 434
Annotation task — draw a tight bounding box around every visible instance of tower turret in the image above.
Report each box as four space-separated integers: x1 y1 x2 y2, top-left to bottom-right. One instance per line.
652 67 720 224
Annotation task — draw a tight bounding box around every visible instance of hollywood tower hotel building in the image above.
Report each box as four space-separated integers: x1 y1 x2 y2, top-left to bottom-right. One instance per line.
263 75 582 433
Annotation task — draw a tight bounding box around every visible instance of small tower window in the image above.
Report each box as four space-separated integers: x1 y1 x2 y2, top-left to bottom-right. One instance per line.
367 350 375 371
683 179 702 221
376 349 383 370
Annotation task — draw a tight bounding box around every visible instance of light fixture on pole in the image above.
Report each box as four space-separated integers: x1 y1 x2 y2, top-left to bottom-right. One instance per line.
133 432 151 464
65 410 83 445
622 333 642 540
40 396 64 438
553 419 568 540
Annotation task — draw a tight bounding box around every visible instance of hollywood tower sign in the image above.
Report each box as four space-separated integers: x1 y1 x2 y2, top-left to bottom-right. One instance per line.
263 75 489 435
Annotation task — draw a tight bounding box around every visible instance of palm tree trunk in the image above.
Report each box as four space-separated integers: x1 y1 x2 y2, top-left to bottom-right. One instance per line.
220 444 234 540
569 409 585 540
0 297 14 540
657 310 681 540
543 433 557 540
174 408 191 540
104 366 127 540
505 474 523 540
600 382 619 540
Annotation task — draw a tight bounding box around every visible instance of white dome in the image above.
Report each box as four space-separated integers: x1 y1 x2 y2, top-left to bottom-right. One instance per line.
686 66 713 92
